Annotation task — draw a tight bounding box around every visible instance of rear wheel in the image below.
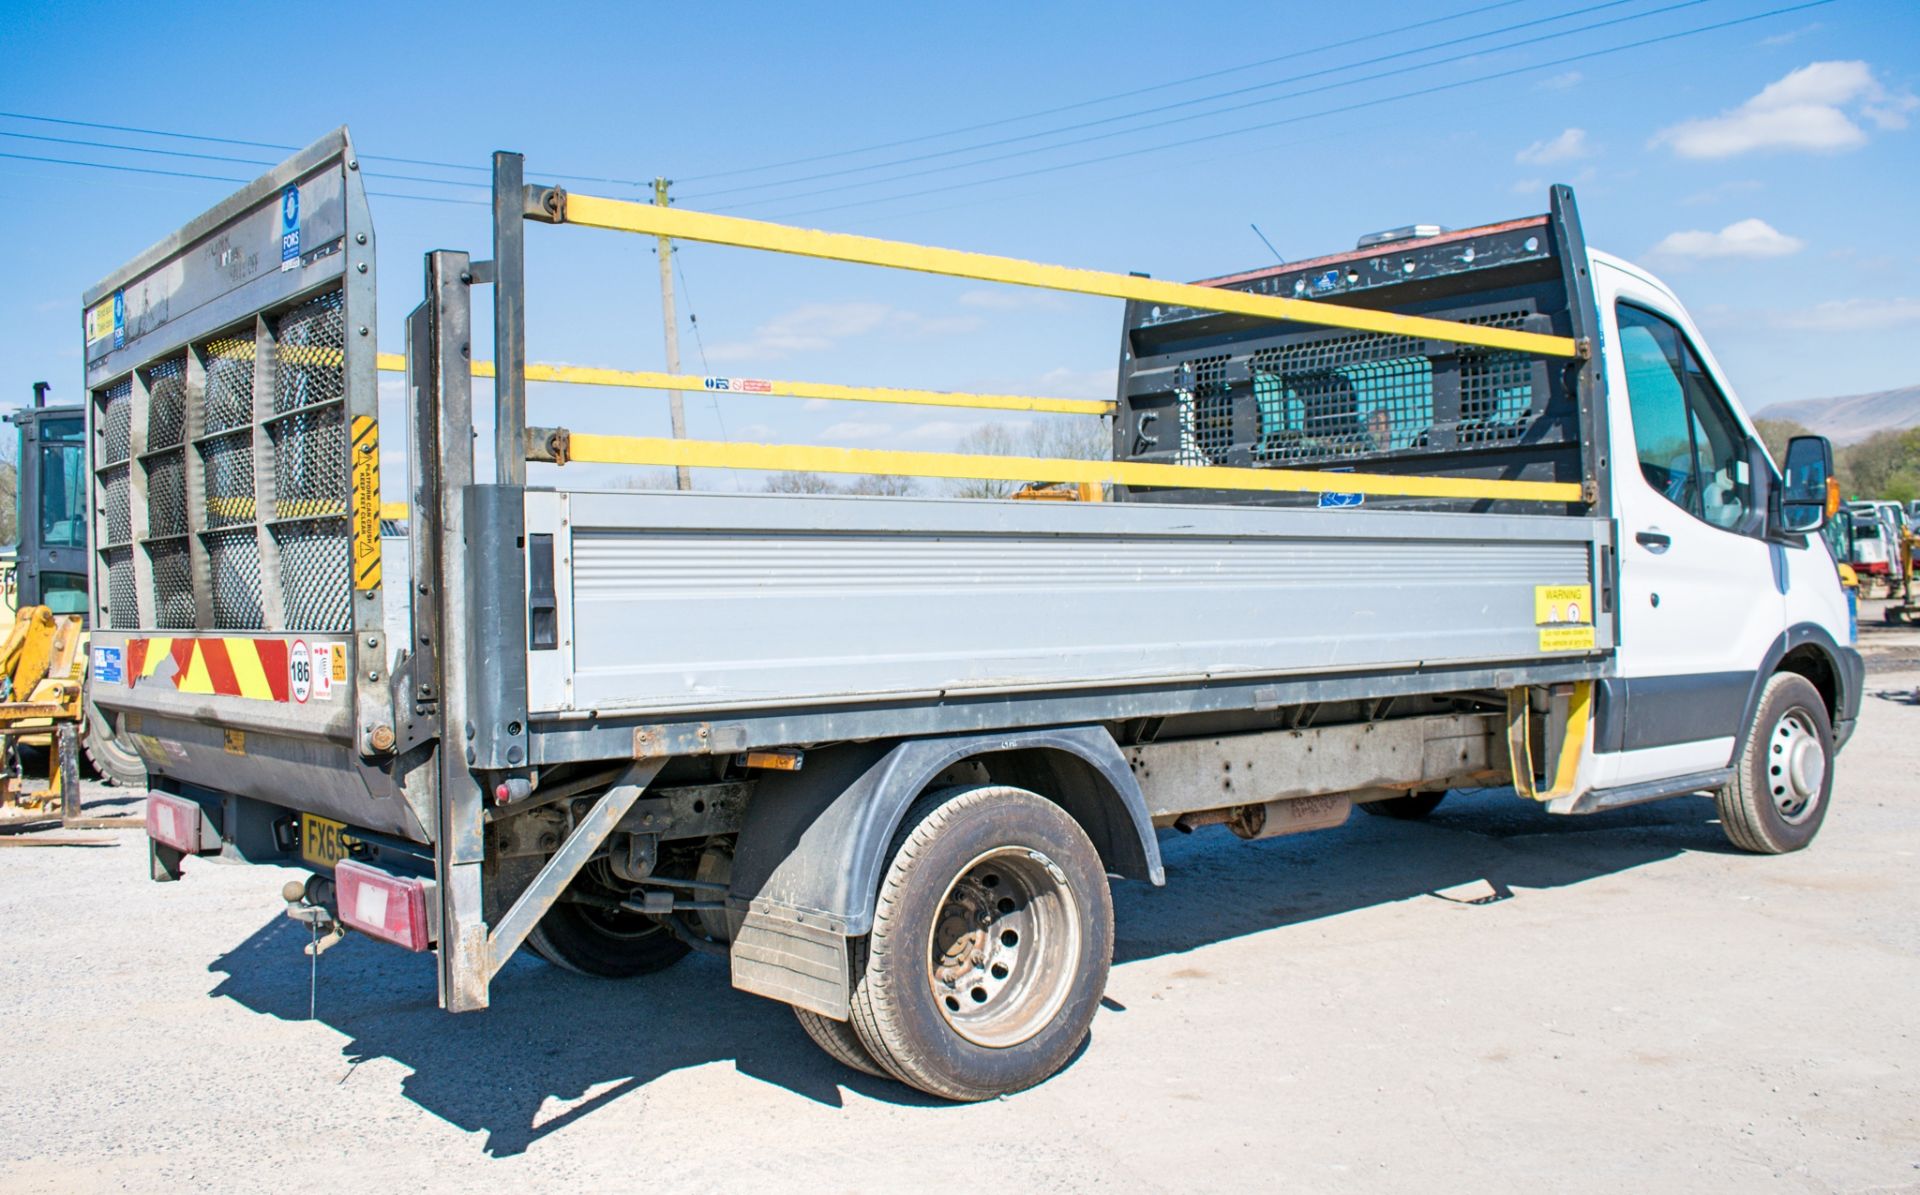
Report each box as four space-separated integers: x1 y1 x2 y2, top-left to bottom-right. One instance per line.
849 785 1113 1102
1716 673 1833 855
526 898 690 978
1360 791 1447 820
82 703 147 790
793 1007 888 1078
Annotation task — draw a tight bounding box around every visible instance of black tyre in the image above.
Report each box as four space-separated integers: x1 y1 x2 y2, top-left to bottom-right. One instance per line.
849 785 1113 1102
1359 791 1447 820
1715 673 1833 855
526 901 690 978
83 702 148 790
793 1007 888 1079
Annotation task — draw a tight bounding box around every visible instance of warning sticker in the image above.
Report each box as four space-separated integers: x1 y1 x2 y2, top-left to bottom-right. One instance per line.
1539 625 1598 652
86 300 115 344
350 415 382 590
1535 584 1592 627
1535 583 1595 652
311 644 334 700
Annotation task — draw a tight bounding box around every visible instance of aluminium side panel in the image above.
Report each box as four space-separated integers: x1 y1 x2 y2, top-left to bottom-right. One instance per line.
529 490 1613 720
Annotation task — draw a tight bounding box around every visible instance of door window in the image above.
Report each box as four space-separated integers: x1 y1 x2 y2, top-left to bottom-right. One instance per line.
1616 304 1754 532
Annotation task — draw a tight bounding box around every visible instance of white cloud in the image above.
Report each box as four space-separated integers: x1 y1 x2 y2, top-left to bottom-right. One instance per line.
1760 22 1821 46
1516 128 1592 165
1651 60 1916 158
1537 71 1583 91
1650 218 1804 261
1033 366 1118 401
817 420 892 442
1680 178 1765 206
957 288 1069 311
1772 297 1920 332
704 301 983 363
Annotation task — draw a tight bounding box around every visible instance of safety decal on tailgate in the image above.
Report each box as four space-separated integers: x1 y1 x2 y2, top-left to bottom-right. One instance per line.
351 415 382 591
121 638 334 703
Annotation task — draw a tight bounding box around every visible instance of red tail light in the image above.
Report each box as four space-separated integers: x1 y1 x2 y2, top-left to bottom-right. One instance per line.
146 793 207 854
334 860 434 952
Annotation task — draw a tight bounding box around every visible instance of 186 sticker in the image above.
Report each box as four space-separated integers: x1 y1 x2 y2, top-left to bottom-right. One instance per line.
289 640 312 703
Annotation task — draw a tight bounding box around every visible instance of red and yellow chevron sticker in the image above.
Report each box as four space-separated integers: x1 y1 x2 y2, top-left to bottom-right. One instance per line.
125 638 295 702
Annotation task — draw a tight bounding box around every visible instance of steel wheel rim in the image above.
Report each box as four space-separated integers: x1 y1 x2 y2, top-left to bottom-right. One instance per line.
1767 707 1825 824
926 846 1081 1049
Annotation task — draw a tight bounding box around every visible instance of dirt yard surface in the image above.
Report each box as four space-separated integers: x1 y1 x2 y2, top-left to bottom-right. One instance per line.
2 620 1916 1193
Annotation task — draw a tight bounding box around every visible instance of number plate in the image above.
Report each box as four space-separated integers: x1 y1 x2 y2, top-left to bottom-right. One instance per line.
299 812 356 869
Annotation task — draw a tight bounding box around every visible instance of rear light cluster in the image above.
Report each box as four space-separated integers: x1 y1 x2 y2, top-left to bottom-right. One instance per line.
335 860 435 952
146 793 210 854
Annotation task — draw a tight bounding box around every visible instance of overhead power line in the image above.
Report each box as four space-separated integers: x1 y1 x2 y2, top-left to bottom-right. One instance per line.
0 110 660 192
675 0 1535 184
763 0 1837 222
685 0 1652 203
0 150 487 206
705 0 1711 212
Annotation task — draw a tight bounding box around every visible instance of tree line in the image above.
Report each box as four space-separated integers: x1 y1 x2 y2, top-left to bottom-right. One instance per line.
1755 419 1920 505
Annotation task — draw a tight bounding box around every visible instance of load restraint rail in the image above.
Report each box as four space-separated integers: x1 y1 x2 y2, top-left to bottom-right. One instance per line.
457 158 1589 508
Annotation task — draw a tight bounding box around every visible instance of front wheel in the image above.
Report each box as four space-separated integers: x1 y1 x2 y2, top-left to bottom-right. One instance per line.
849 785 1113 1102
1715 673 1833 854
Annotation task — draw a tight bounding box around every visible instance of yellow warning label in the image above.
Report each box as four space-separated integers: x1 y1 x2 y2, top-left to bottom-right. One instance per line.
1534 584 1593 627
330 647 347 683
351 415 382 590
223 728 246 755
86 300 114 342
1539 626 1598 653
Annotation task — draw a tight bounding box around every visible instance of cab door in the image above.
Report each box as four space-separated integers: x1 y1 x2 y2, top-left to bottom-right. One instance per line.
1595 263 1782 786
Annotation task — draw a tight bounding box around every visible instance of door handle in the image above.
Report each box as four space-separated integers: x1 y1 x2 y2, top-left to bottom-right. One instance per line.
1636 529 1671 553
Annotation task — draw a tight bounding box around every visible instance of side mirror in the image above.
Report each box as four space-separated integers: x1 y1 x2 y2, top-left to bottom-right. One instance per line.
1778 434 1835 534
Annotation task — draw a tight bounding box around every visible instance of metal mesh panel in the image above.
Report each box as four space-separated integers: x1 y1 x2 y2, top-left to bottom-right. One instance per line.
1458 312 1537 446
274 289 345 414
100 378 132 464
270 406 347 519
147 539 195 629
1251 331 1429 465
273 518 351 631
1247 311 1538 464
145 355 188 449
104 547 137 629
202 334 256 433
1174 355 1232 466
101 465 132 545
200 431 256 528
203 528 263 630
145 451 188 537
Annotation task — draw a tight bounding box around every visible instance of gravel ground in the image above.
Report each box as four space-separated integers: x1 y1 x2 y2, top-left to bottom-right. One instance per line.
2 627 1916 1193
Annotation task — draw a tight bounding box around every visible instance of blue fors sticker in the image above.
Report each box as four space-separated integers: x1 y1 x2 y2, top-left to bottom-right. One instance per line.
92 646 124 685
280 184 301 272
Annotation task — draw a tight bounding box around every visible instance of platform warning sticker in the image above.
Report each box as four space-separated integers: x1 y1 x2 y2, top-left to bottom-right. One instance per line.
351 415 381 590
1535 583 1595 652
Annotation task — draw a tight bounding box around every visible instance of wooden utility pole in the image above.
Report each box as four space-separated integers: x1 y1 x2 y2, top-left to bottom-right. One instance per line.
655 176 692 491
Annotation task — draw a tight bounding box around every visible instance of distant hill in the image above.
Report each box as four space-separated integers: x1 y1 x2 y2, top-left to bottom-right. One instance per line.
1754 384 1920 444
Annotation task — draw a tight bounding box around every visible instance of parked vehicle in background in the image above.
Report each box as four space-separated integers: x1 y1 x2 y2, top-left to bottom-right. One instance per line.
1845 501 1908 599
99 130 1859 1101
4 384 147 789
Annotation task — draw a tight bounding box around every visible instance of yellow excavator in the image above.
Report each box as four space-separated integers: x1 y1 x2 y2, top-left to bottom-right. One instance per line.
0 604 85 815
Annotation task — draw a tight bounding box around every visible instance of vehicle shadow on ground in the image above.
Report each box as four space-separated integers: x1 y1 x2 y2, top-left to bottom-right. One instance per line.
205 787 1731 1154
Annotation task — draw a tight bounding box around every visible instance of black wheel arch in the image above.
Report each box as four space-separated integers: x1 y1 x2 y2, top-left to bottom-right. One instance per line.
729 727 1163 938
1730 623 1862 763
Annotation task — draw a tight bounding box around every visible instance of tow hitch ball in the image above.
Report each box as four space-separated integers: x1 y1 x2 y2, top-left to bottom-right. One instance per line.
283 877 347 956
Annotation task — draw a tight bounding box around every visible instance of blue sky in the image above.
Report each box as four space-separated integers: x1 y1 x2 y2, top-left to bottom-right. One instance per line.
1 0 1915 489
